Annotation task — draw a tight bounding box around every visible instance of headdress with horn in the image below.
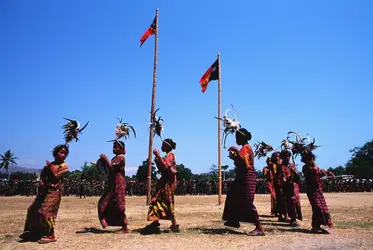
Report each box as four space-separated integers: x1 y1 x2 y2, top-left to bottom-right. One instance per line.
254 141 274 159
149 108 164 141
280 138 292 151
62 118 89 144
215 104 243 148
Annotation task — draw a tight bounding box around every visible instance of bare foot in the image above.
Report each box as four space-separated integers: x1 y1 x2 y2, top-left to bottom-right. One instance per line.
116 228 130 234
37 235 57 244
247 229 265 236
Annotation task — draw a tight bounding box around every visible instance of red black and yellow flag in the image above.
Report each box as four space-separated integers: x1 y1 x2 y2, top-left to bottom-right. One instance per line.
140 17 156 47
199 59 219 93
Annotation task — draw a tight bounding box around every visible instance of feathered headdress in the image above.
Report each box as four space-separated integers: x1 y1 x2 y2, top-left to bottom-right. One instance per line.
62 118 89 144
149 108 164 141
254 141 274 159
280 138 292 151
286 131 320 158
109 118 136 142
215 104 244 148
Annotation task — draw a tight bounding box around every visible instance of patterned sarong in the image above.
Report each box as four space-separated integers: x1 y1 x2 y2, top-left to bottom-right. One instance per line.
24 188 62 237
147 152 177 221
147 182 176 221
308 187 332 228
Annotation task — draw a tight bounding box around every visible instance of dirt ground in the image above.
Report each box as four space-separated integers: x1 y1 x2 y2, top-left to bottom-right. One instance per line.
1 193 373 250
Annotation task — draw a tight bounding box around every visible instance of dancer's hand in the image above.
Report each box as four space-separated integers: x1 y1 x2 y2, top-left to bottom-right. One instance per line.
100 154 109 164
228 150 237 160
328 171 336 179
45 160 52 168
228 146 239 152
153 149 160 157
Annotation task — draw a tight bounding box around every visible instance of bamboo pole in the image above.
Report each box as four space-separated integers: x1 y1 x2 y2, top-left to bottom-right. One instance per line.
146 8 159 206
217 52 222 205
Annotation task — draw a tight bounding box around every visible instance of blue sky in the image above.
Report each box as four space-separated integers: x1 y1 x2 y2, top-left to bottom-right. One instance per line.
1 0 372 176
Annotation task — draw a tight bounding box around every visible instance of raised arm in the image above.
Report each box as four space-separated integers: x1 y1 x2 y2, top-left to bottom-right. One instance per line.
100 154 112 168
154 150 175 174
229 145 253 169
319 168 335 179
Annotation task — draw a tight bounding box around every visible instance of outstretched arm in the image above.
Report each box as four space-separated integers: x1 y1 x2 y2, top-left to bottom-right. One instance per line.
319 168 335 179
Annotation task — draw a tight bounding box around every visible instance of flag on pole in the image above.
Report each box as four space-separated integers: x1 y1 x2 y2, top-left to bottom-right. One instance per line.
199 59 219 93
140 17 156 47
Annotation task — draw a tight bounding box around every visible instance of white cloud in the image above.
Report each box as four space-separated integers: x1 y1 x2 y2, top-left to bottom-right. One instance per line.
126 166 137 176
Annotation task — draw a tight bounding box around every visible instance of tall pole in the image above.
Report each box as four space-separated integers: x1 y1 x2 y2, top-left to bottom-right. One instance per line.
146 8 159 206
217 52 222 205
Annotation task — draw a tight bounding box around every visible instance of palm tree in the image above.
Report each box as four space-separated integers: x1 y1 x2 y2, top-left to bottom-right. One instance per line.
0 150 18 175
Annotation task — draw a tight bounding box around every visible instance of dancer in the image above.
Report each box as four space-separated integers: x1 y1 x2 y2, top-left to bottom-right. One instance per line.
302 152 335 233
255 141 276 217
262 157 277 217
272 152 289 222
146 138 179 233
97 140 129 233
222 128 264 236
279 150 302 226
97 119 135 233
21 118 88 243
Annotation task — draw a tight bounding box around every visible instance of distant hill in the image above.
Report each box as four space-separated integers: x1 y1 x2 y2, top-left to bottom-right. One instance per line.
0 165 42 174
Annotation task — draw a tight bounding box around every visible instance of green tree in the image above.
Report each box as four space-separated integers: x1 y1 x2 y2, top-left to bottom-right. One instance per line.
327 166 346 176
225 169 236 179
80 162 90 179
7 172 37 181
221 164 229 181
209 164 218 181
176 164 192 181
135 159 157 182
125 175 134 182
66 170 82 181
81 162 106 181
0 150 18 173
191 173 210 182
345 139 373 179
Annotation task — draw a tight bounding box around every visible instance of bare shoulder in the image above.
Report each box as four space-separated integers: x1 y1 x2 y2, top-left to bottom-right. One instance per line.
117 155 125 161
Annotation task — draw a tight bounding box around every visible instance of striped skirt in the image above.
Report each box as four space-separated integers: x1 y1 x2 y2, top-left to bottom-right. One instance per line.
222 170 259 223
307 187 332 228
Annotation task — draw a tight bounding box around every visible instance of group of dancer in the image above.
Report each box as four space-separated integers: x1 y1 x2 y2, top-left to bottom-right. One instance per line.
19 115 336 244
19 116 180 243
227 131 336 236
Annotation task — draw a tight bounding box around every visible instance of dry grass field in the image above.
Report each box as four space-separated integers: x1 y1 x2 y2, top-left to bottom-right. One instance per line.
1 193 373 250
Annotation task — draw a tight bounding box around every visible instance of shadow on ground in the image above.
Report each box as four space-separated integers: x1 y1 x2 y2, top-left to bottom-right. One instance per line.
75 227 122 234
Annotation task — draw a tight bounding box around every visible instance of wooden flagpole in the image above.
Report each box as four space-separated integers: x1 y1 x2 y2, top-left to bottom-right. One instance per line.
217 52 222 205
146 8 159 206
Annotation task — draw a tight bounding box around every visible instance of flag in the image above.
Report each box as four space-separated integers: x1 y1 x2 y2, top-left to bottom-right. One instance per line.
199 59 219 93
140 17 156 47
